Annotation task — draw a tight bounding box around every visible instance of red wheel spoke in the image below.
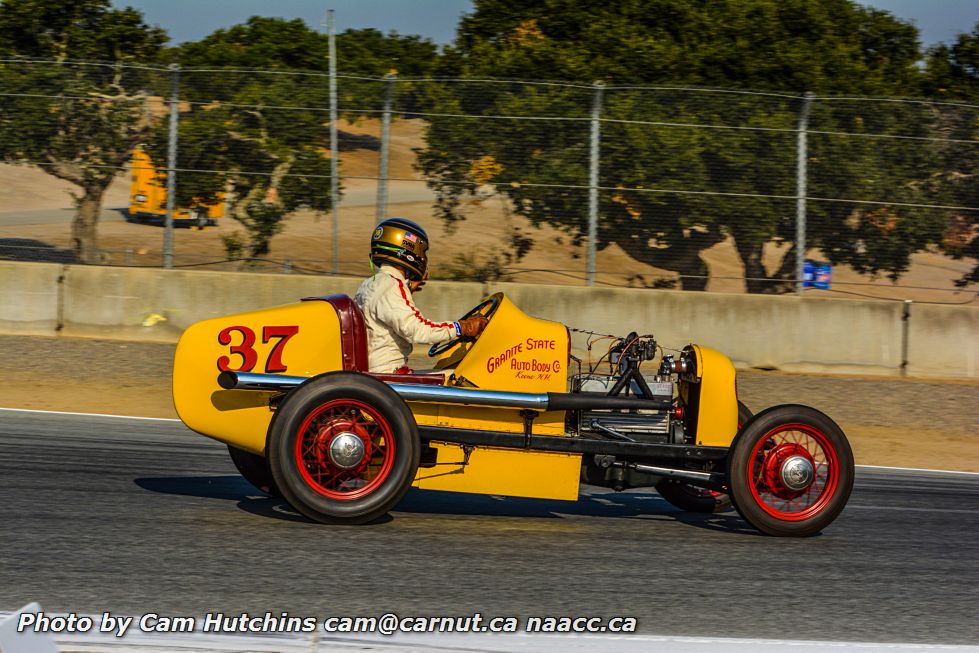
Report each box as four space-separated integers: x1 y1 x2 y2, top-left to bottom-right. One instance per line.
294 398 397 501
746 422 841 522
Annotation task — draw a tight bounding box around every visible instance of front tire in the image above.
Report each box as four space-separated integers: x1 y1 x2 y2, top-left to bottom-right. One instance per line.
267 372 420 524
228 445 281 497
728 404 854 536
656 400 752 513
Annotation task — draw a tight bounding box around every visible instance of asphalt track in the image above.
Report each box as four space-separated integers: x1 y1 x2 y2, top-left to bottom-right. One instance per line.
1 409 976 646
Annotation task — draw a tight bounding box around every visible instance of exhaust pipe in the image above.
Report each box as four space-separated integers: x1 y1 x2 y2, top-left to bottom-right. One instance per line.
217 371 307 391
217 371 670 411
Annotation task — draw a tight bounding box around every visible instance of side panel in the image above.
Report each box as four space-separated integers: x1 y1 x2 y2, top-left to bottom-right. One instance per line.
688 345 739 447
172 302 344 454
413 293 580 498
437 293 569 435
413 443 581 501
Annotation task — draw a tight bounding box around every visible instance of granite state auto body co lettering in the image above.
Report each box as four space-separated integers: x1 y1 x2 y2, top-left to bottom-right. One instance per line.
486 338 561 381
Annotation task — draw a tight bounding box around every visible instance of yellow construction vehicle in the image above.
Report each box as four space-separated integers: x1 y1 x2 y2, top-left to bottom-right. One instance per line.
128 147 224 228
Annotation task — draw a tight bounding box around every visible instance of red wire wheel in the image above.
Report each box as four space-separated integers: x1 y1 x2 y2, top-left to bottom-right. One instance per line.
295 399 396 501
746 425 838 521
267 372 420 525
728 405 854 537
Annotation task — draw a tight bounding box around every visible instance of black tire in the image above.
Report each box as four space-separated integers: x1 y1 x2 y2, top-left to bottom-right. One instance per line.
656 400 752 513
727 404 854 537
227 445 281 497
267 372 420 524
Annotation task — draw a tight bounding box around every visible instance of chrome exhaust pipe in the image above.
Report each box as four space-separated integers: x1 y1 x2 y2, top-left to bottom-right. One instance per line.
217 372 669 411
389 384 549 409
217 371 307 391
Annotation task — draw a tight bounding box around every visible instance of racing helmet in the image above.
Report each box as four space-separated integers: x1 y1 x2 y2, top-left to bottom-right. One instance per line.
370 217 429 281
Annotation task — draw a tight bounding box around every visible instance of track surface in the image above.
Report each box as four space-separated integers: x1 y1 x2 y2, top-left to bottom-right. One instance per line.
1 410 976 645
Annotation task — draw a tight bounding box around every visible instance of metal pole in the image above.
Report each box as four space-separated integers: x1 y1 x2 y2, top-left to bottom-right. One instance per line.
376 72 396 222
900 299 911 376
163 63 180 269
795 91 813 295
328 9 340 275
587 81 604 286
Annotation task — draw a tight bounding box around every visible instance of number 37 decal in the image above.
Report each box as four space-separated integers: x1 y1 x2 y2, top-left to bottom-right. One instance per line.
217 325 299 373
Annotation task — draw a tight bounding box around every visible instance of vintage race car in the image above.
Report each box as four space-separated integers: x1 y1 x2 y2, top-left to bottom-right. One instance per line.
172 292 854 536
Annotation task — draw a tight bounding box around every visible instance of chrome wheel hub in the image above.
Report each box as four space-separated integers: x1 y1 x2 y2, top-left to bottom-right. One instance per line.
780 455 815 491
328 432 366 469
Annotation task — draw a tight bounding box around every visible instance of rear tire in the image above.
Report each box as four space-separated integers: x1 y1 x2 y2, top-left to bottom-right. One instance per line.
728 404 854 536
267 372 419 524
656 400 752 513
227 445 281 497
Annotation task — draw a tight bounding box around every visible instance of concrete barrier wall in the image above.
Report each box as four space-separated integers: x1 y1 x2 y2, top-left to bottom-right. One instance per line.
907 303 978 379
0 261 61 336
498 284 908 376
60 265 363 341
0 261 975 378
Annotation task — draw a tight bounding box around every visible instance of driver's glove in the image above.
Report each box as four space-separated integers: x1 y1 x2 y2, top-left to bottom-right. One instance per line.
459 316 489 337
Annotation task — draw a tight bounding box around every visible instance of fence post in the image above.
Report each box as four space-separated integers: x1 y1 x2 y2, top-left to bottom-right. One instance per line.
587 81 604 287
327 9 340 275
163 63 180 269
376 72 396 222
795 91 813 295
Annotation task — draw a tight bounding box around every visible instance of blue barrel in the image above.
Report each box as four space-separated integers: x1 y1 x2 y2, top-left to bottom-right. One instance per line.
803 260 832 289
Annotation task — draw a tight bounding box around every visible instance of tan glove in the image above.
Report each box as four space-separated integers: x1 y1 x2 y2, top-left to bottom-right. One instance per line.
459 316 489 338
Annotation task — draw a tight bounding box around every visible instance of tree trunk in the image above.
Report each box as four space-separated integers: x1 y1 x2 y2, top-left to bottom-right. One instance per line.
677 255 709 291
71 186 104 264
733 236 770 294
617 232 719 292
730 235 796 295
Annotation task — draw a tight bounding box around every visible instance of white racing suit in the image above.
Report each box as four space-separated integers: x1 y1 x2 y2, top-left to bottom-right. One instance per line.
353 265 461 373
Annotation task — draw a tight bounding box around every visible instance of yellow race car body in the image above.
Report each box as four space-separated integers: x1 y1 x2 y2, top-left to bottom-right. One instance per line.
173 292 851 537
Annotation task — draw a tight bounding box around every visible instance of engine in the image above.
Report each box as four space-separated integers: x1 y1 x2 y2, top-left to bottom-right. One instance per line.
571 332 690 445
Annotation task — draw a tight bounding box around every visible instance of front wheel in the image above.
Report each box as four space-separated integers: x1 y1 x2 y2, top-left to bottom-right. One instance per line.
656 400 752 513
728 404 854 537
267 372 420 524
228 445 281 497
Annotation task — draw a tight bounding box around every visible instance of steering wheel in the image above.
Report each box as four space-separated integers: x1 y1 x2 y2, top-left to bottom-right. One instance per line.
428 296 500 357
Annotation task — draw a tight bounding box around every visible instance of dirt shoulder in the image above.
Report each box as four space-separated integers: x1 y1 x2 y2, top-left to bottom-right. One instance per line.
1 334 976 472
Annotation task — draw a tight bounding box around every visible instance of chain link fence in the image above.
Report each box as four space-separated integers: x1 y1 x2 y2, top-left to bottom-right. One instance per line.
0 58 976 303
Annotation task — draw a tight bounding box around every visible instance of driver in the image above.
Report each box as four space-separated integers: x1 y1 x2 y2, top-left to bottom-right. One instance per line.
354 217 488 374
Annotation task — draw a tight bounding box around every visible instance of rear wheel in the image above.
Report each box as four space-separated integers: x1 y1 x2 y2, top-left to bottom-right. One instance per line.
267 372 419 524
227 445 281 497
728 404 854 536
656 400 751 513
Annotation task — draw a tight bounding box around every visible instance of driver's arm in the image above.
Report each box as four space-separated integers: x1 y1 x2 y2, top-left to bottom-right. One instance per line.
376 277 460 345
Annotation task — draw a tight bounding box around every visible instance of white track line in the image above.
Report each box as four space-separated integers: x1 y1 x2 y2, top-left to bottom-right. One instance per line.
2 625 977 653
0 407 977 477
0 407 180 422
856 464 979 476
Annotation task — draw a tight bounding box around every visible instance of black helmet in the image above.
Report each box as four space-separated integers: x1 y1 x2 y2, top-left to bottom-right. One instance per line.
370 217 429 281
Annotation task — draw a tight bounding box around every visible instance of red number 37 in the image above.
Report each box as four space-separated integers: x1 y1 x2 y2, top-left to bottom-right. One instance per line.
217 325 299 373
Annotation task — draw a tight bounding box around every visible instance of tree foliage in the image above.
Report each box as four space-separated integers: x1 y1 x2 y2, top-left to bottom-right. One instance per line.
419 0 951 290
0 0 166 262
156 17 440 259
923 24 979 286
